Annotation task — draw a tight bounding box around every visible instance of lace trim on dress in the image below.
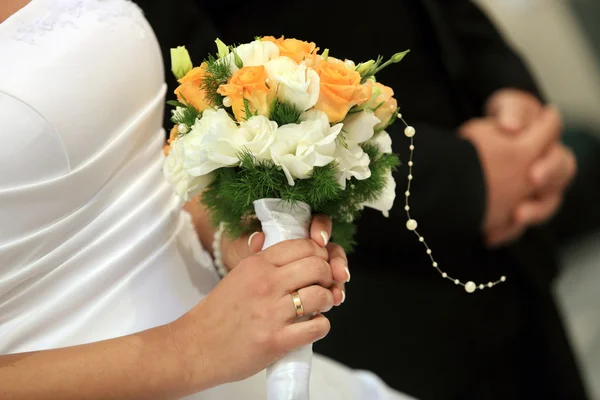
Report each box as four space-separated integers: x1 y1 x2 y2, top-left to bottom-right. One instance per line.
12 0 147 44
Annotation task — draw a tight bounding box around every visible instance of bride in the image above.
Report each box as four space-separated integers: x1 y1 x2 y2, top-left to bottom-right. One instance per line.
0 0 413 398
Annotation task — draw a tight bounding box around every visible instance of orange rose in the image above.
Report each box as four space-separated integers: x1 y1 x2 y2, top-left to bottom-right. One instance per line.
262 36 318 65
312 59 371 123
163 125 179 156
217 66 273 122
175 63 211 112
372 83 398 130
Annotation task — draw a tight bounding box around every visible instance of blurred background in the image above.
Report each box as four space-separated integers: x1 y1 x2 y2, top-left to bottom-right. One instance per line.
475 0 600 397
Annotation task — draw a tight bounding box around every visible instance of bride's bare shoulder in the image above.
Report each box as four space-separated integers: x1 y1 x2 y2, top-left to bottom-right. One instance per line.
0 0 30 24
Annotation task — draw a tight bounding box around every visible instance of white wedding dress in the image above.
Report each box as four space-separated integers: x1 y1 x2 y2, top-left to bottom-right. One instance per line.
0 1 413 399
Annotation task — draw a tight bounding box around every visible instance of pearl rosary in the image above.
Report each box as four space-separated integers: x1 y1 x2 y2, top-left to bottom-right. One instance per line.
398 114 506 293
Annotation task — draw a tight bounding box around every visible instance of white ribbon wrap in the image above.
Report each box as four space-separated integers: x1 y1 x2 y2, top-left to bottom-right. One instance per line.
254 198 313 400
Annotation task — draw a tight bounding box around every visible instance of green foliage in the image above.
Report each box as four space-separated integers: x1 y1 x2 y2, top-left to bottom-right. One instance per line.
200 147 400 252
170 104 200 128
242 98 259 120
269 98 302 126
200 54 232 108
167 100 186 108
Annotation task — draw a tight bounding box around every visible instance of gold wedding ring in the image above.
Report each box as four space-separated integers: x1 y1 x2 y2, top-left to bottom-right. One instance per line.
291 291 304 317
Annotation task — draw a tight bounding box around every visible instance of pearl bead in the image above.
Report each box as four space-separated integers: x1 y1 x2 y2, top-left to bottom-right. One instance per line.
177 123 189 134
426 249 432 255
454 279 460 285
408 161 413 167
409 145 415 150
488 282 493 288
465 281 477 293
397 113 402 118
432 262 438 267
501 276 507 282
442 273 447 278
404 206 410 211
406 219 418 231
405 191 410 197
222 96 233 108
408 174 413 180
418 237 424 242
404 126 416 138
479 284 485 290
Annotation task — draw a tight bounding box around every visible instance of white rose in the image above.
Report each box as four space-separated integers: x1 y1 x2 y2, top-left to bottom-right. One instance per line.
183 108 240 177
164 139 214 203
301 109 341 161
235 115 277 160
334 142 371 189
271 110 342 186
332 111 378 189
264 57 320 112
367 131 393 154
222 40 280 74
363 169 396 217
341 110 380 144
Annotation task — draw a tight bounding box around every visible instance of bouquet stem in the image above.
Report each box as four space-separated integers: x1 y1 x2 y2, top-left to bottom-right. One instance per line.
254 198 312 400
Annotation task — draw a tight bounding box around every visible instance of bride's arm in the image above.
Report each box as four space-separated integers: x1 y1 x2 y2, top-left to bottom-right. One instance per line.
0 0 31 24
0 239 338 399
0 324 208 400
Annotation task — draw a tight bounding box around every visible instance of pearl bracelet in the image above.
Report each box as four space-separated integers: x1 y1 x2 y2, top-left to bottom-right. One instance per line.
399 114 506 293
213 222 228 278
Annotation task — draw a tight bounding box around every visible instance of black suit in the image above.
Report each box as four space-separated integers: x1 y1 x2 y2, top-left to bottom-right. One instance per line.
138 1 593 398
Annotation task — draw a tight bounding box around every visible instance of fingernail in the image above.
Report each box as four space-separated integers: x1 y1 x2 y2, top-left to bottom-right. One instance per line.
248 232 259 248
341 290 346 304
345 266 351 283
320 230 329 246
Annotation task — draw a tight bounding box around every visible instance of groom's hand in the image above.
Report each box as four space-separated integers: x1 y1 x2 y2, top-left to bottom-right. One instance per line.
222 214 349 306
460 107 564 247
485 88 543 133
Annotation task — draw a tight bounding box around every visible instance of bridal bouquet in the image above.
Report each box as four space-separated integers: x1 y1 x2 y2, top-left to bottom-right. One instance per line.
163 36 407 399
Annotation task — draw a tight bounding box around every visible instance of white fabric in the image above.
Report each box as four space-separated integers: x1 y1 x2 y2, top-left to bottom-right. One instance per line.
0 1 414 399
254 199 313 400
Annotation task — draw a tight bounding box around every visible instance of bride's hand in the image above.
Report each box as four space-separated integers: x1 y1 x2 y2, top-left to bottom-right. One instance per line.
169 239 337 390
221 214 350 306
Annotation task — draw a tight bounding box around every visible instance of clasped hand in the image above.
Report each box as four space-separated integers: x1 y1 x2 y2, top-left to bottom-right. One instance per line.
460 89 577 247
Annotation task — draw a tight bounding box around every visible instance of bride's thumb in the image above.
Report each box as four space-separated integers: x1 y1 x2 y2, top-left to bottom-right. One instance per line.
221 231 265 272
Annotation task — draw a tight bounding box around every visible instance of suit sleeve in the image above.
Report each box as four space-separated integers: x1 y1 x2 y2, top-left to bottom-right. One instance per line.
448 0 544 106
387 121 487 241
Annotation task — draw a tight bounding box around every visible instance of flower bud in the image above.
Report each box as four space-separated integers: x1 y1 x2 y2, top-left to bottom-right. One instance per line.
356 59 376 76
391 50 410 64
215 38 230 58
170 46 193 80
233 48 244 69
